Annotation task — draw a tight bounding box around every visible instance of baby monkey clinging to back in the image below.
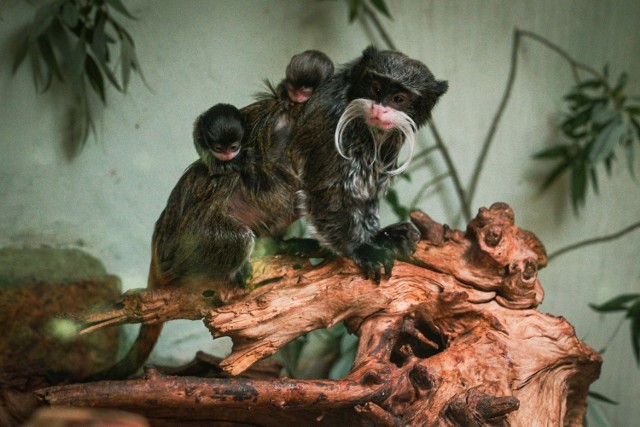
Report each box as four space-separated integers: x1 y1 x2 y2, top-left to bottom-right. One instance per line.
193 103 245 175
277 49 334 104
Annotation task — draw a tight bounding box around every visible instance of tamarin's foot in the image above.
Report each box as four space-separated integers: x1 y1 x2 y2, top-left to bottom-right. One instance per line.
352 242 395 283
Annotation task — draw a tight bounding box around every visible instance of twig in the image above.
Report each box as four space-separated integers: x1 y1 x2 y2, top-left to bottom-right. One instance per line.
409 172 450 211
518 30 604 84
548 220 640 261
406 144 439 173
361 2 397 50
429 121 471 221
466 29 521 210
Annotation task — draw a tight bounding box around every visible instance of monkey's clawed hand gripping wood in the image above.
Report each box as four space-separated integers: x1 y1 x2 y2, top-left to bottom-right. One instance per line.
38 203 601 426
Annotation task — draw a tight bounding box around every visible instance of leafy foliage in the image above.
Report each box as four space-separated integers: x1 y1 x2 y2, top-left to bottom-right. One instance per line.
590 293 640 365
534 69 640 213
12 0 145 158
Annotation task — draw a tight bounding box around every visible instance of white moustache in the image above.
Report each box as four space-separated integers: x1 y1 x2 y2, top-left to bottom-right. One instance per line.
334 98 417 176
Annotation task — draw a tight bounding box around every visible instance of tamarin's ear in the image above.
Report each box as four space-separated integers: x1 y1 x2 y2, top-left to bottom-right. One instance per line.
432 80 449 97
362 45 379 59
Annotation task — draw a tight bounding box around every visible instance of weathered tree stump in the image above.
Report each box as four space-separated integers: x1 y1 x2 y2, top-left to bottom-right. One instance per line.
36 203 602 426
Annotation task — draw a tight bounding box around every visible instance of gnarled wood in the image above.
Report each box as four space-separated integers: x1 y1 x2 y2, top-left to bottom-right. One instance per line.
37 203 601 426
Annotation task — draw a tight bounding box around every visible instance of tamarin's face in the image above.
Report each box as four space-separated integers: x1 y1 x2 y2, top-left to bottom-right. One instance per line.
335 47 448 175
195 104 244 162
286 82 315 104
355 72 416 130
347 46 448 131
203 123 243 162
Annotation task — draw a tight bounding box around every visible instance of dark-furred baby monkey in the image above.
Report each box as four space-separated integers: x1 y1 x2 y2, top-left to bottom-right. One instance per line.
277 49 334 104
291 46 448 282
193 103 245 174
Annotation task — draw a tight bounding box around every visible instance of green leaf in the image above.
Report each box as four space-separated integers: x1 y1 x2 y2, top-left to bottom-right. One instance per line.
561 107 592 135
628 300 640 317
564 92 592 109
587 391 619 405
124 34 150 90
61 2 79 27
625 136 636 177
120 33 133 91
570 155 587 212
590 167 599 195
576 78 605 90
369 0 392 19
91 11 107 62
66 92 91 156
28 41 45 90
12 36 30 75
632 117 640 142
612 72 628 95
85 54 106 103
589 120 622 163
539 158 571 192
625 105 640 116
69 39 87 79
590 102 616 125
28 1 57 41
630 301 640 365
532 144 571 160
106 0 138 20
37 34 64 83
589 293 640 312
347 0 361 22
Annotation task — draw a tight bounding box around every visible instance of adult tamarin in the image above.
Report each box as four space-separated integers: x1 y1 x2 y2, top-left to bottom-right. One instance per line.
290 46 448 281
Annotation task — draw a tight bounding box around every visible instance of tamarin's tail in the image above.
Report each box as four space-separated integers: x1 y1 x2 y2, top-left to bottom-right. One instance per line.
85 323 163 381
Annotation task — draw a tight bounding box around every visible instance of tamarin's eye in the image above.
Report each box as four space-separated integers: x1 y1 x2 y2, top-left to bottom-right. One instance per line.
370 81 382 97
392 93 408 104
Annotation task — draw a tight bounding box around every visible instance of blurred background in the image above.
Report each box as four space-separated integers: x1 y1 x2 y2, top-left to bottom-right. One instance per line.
1 0 638 424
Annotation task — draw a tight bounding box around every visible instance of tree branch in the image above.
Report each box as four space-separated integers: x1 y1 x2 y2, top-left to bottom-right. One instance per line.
549 220 640 261
35 203 601 426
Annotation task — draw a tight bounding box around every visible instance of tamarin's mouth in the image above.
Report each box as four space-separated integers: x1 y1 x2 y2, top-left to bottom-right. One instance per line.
215 150 239 161
366 116 395 130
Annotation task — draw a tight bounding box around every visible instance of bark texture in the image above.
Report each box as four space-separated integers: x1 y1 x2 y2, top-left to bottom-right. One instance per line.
37 203 601 426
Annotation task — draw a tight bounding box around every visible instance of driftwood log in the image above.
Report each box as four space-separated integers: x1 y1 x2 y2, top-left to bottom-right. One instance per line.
36 203 601 426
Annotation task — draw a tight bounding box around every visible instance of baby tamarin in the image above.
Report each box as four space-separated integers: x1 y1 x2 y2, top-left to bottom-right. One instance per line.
277 49 334 104
290 45 448 281
193 103 245 174
260 49 334 158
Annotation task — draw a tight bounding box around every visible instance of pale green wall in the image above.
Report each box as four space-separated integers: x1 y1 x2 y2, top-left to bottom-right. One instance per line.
1 0 639 423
